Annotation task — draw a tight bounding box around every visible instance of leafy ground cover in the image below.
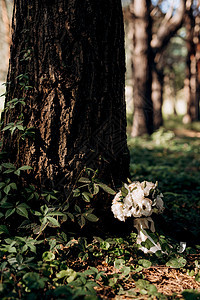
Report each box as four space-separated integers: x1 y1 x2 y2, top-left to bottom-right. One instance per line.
1 116 200 299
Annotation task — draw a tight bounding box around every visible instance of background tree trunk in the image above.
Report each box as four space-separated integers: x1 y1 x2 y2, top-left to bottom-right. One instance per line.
151 0 186 130
1 0 130 192
183 4 198 123
152 65 164 129
131 0 153 137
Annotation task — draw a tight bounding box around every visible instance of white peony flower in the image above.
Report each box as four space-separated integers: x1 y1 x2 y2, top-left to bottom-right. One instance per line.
141 181 156 197
139 198 152 217
111 201 125 222
131 203 142 218
131 184 144 200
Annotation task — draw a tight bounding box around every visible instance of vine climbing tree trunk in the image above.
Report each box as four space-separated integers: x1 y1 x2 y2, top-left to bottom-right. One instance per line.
1 0 130 193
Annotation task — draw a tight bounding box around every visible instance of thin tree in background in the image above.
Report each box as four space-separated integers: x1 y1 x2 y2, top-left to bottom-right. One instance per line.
130 0 153 137
183 0 200 123
151 0 186 129
128 0 186 136
0 0 12 80
1 0 11 45
1 0 130 192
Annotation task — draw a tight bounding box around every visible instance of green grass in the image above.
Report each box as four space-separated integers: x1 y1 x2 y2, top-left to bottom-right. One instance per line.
1 116 200 299
128 120 200 243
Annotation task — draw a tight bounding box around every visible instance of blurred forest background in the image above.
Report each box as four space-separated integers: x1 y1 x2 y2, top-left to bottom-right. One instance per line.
0 0 200 133
1 1 200 298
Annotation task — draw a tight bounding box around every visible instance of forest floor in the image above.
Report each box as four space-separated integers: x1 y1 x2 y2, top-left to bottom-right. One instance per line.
1 116 200 299
98 116 200 299
64 115 200 299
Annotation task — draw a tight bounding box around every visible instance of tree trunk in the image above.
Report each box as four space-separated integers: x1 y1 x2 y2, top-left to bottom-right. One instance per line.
151 0 186 129
197 38 200 120
183 6 198 123
131 0 153 137
152 66 164 130
193 8 200 120
1 0 129 192
1 0 11 46
0 0 12 80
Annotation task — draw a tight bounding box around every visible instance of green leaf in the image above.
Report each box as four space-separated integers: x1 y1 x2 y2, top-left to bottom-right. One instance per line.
14 169 20 176
47 216 60 227
66 212 75 222
98 183 116 195
22 244 28 253
195 272 200 282
56 270 70 279
42 251 55 262
23 272 47 290
121 266 131 277
3 169 15 174
74 205 81 213
2 163 15 169
114 259 125 269
56 269 77 283
5 208 15 218
82 192 91 202
48 211 65 216
67 271 77 283
166 257 187 268
78 215 86 228
1 202 13 209
32 210 42 216
16 125 24 131
17 203 30 209
16 207 28 218
72 188 80 197
41 216 48 225
93 184 99 195
138 259 152 268
3 185 11 195
10 183 17 190
18 165 33 171
2 125 10 132
100 241 110 250
84 213 99 222
0 225 9 235
78 177 91 183
0 182 6 189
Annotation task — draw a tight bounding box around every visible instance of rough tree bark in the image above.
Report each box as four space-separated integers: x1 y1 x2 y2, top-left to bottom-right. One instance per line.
130 0 153 137
151 0 186 129
1 0 130 192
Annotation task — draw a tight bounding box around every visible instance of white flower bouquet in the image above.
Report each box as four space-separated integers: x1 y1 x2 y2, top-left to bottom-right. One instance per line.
111 181 164 222
111 181 164 253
